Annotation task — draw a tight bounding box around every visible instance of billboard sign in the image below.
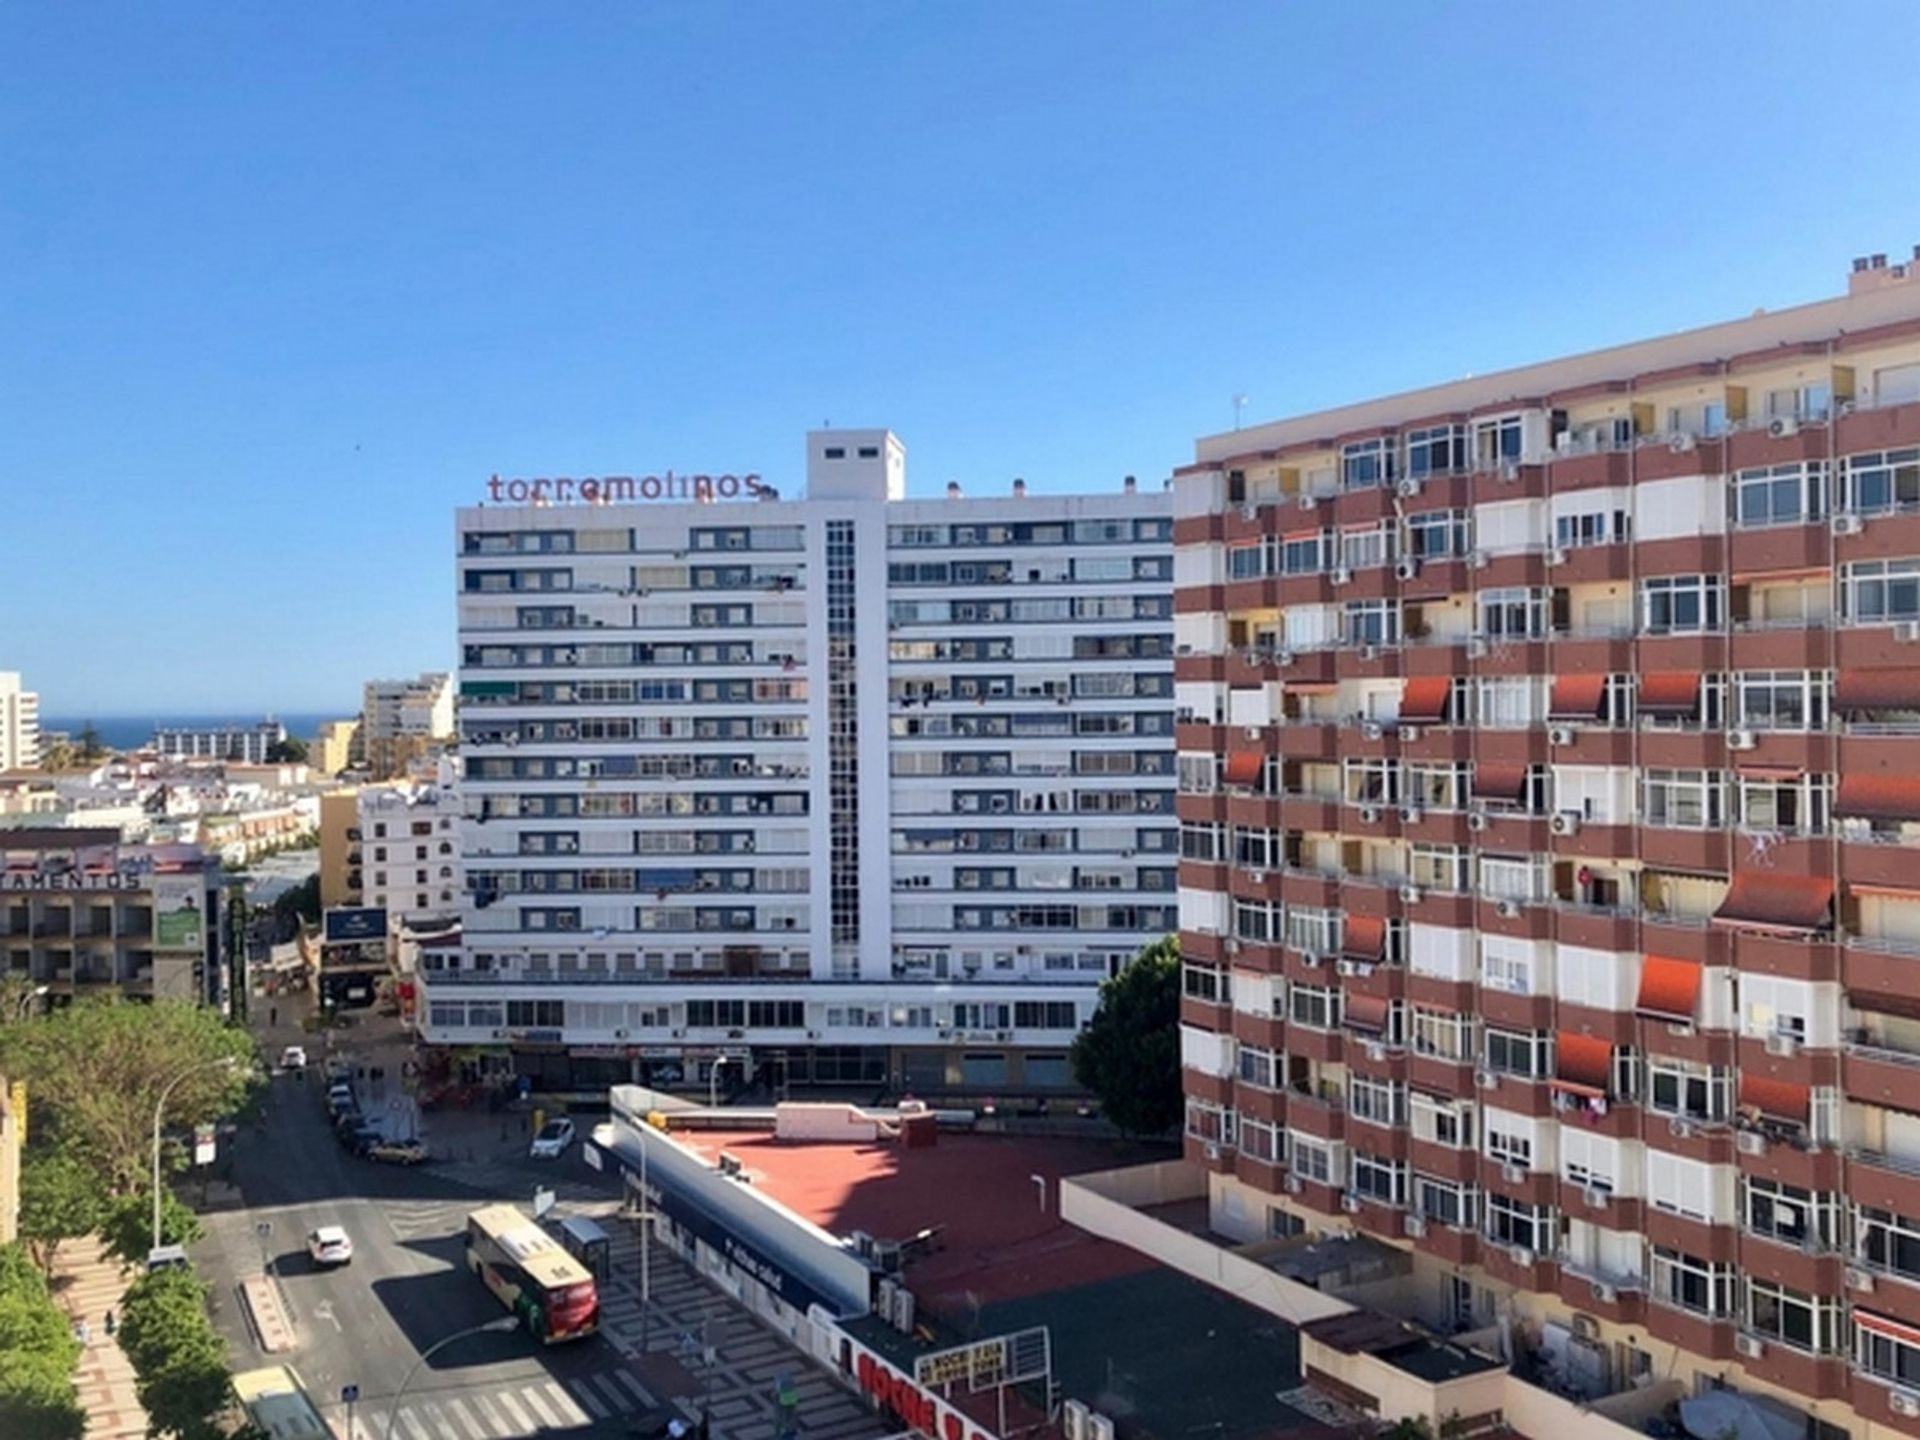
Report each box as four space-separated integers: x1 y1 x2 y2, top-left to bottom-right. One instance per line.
324 907 388 943
153 875 205 949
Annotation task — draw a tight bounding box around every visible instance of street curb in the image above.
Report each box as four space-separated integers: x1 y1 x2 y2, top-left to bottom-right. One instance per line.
238 1273 296 1353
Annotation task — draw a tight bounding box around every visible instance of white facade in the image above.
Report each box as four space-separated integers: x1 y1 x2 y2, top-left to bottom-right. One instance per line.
356 761 463 932
422 430 1175 1092
152 719 286 764
0 673 40 771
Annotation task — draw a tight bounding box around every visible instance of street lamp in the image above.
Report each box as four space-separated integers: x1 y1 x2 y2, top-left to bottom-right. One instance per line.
151 1055 244 1251
382 1316 520 1440
14 983 49 1020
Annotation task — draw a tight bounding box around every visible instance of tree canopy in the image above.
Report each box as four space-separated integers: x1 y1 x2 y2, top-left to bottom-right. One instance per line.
0 1243 83 1440
17 1146 105 1273
265 737 309 764
0 998 255 1192
1069 933 1182 1136
121 1269 234 1440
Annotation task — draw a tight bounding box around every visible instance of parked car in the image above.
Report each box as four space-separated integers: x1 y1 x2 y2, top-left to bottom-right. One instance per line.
279 1045 308 1072
307 1226 353 1267
529 1117 576 1159
368 1137 429 1165
325 1084 356 1116
337 1120 382 1156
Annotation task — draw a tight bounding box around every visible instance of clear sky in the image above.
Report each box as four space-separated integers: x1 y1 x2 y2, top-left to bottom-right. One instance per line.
4 4 1917 716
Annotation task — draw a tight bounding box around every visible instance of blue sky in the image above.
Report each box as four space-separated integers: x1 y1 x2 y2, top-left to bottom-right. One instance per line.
3 4 1917 715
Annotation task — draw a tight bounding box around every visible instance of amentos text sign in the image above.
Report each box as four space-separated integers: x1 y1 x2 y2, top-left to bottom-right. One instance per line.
485 472 769 505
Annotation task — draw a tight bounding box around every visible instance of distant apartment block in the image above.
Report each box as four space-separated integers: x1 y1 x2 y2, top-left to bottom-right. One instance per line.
153 719 287 764
0 673 40 771
311 719 359 777
361 673 454 779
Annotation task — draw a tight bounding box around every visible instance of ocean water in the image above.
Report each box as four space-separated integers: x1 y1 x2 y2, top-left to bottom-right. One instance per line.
40 714 344 753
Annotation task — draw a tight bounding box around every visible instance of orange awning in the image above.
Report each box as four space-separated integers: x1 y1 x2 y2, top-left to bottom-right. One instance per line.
1837 774 1920 824
1400 677 1452 723
1553 1033 1614 1098
1836 670 1920 714
1857 1310 1920 1348
1713 872 1834 932
1635 956 1703 1024
1342 915 1386 962
1344 992 1391 1034
1638 672 1701 719
1223 752 1263 786
1471 764 1529 803
1739 1074 1809 1124
1548 674 1608 722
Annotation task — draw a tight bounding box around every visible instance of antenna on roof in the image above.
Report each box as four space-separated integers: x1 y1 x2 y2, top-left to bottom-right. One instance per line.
1232 394 1248 430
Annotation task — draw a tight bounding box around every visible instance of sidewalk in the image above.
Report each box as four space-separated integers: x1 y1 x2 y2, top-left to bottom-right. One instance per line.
50 1236 147 1440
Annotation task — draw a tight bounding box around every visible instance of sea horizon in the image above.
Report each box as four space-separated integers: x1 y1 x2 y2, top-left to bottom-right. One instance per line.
40 712 350 752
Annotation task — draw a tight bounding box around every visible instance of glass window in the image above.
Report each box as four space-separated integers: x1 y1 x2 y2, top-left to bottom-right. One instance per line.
1734 463 1826 529
1642 575 1724 634
1342 438 1394 490
1404 425 1466 479
1843 448 1920 516
1843 558 1920 624
1651 1247 1735 1316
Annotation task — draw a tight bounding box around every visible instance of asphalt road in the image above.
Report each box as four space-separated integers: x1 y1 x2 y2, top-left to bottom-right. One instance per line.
194 1068 668 1439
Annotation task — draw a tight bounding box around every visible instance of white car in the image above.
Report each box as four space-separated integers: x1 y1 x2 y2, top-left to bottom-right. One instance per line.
279 1045 308 1071
307 1226 353 1267
529 1118 576 1159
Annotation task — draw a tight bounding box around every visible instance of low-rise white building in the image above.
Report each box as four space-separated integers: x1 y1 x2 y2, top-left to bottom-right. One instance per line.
357 760 462 933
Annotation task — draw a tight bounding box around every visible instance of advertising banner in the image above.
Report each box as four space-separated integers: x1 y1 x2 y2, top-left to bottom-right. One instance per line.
153 875 205 949
324 907 388 943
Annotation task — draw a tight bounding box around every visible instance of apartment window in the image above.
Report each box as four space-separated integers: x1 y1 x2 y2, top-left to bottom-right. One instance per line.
1473 415 1524 469
1405 509 1469 559
1185 1100 1232 1145
1181 964 1222 1002
1340 525 1392 571
1409 1092 1474 1149
1406 763 1468 811
1554 507 1630 549
1348 1076 1405 1128
1290 1136 1341 1186
1404 424 1465 479
1842 558 1920 624
1842 448 1920 516
1237 1046 1279 1090
1342 437 1394 490
1411 1008 1474 1062
1285 907 1341 957
1744 1178 1840 1251
1484 1028 1550 1079
1478 588 1548 640
1732 670 1828 731
1642 575 1724 634
1289 983 1339 1031
1647 1058 1731 1122
1734 463 1826 529
1642 768 1725 828
1477 854 1546 904
1475 678 1539 730
1734 773 1829 835
1228 543 1269 580
1479 937 1539 996
1180 823 1224 862
1745 1279 1841 1354
1281 533 1325 575
1414 1174 1476 1229
1857 1319 1920 1387
1651 1247 1736 1317
1484 1194 1552 1252
1409 844 1468 892
1351 1153 1407 1205
1343 758 1398 805
1858 1206 1920 1280
1483 1115 1532 1168
1764 383 1832 422
1238 1116 1283 1163
1233 901 1280 944
1344 600 1399 647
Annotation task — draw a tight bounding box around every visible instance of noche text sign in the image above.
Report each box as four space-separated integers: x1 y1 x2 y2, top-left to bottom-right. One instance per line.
485 471 769 505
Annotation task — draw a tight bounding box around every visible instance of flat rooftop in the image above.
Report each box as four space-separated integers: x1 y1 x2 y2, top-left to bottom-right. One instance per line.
678 1129 1333 1440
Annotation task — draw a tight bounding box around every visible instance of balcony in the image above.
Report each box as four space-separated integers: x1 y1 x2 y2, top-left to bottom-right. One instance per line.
1847 1148 1920 1223
1644 1298 1737 1360
1846 1040 1920 1108
1284 1087 1345 1139
1555 1262 1646 1325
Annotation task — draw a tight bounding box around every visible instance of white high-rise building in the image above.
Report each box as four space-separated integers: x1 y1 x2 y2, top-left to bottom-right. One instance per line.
0 673 40 771
421 430 1176 1093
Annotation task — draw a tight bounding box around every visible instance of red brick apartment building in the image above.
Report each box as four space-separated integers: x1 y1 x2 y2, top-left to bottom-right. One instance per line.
1172 253 1920 1433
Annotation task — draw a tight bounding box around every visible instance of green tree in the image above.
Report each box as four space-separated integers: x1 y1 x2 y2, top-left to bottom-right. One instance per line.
264 737 309 764
102 1188 205 1269
18 1146 106 1275
0 1243 84 1440
0 997 255 1192
272 874 321 929
1069 933 1182 1136
74 722 106 762
120 1269 233 1440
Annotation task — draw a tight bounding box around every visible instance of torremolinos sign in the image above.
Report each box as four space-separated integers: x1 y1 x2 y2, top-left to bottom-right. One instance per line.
485 472 769 505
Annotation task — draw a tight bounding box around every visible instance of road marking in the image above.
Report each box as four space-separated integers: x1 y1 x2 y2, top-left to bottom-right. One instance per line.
518 1384 562 1428
490 1391 535 1433
594 1371 642 1409
442 1396 490 1440
540 1380 592 1425
398 1403 438 1440
311 1301 342 1333
611 1369 655 1405
567 1378 609 1419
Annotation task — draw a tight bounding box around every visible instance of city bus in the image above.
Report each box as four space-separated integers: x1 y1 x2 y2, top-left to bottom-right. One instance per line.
232 1364 335 1439
465 1203 600 1343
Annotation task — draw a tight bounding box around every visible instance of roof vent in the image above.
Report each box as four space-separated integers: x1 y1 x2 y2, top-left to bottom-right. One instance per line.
1123 475 1137 494
946 481 962 500
1012 477 1026 498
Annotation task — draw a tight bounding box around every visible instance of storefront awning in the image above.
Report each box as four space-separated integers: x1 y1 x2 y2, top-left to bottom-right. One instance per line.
1223 751 1263 786
1836 669 1920 715
1400 677 1452 724
1552 1032 1614 1098
1638 672 1702 719
1344 993 1391 1034
1856 1309 1920 1348
1739 1073 1810 1125
1470 763 1529 803
1548 674 1608 722
1712 872 1834 932
1341 915 1386 963
1635 956 1703 1024
1836 774 1920 824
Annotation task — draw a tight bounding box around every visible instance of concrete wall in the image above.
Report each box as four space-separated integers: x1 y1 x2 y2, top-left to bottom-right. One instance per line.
1060 1162 1350 1327
775 1102 881 1142
1300 1335 1509 1426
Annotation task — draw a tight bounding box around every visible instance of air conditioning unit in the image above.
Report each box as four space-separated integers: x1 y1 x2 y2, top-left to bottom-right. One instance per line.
1584 1186 1609 1210
1240 505 1257 522
1299 493 1319 511
1502 1162 1526 1185
1736 1129 1769 1156
1366 1041 1388 1062
1300 950 1323 969
1667 1021 1695 1038
1404 1215 1427 1237
1362 720 1384 740
1668 433 1696 454
1735 1334 1766 1361
1846 1266 1877 1294
1726 729 1758 751
1397 478 1423 499
1359 804 1381 824
1360 644 1380 662
1832 513 1865 537
1063 1400 1091 1440
1550 726 1575 746
1285 1174 1304 1193
1400 725 1423 742
1341 1193 1363 1214
1337 959 1365 978
1248 870 1267 886
1332 566 1353 586
1765 1032 1799 1057
1592 1282 1619 1303
1401 806 1424 824
1510 1245 1535 1267
1245 725 1262 740
1400 884 1424 904
1278 648 1298 666
1669 1116 1696 1138
1499 462 1520 482
1396 559 1421 581
1495 900 1522 919
1551 812 1581 837
1897 622 1920 644
1547 547 1569 567
1467 811 1490 832
1205 1144 1222 1163
1476 1068 1500 1090
1224 938 1243 955
1891 1390 1920 1419
1089 1414 1116 1440
1469 550 1491 570
1466 636 1490 659
1768 416 1800 439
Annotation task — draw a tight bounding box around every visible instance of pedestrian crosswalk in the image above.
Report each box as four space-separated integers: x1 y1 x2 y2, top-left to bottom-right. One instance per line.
335 1367 660 1440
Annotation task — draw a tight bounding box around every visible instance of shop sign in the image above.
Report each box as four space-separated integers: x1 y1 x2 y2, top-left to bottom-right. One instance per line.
484 471 770 505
